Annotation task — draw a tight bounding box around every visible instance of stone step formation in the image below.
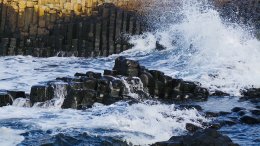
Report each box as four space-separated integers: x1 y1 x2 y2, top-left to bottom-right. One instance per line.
0 56 259 109
0 56 210 109
0 0 144 57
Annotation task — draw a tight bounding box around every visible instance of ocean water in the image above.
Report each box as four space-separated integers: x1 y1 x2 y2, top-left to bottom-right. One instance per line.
0 0 260 145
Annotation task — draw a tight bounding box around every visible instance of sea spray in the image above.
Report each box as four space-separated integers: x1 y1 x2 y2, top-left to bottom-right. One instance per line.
0 101 207 145
126 0 260 95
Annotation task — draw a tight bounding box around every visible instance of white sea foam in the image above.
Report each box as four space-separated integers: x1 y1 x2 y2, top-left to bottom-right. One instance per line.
0 102 207 145
126 0 260 95
0 127 24 146
0 56 115 92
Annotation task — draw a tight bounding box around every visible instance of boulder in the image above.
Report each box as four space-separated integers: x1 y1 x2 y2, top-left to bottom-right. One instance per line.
7 90 26 99
232 107 246 112
240 115 260 124
0 91 12 107
113 56 140 77
30 85 54 105
250 109 260 116
62 89 98 109
186 123 202 133
152 129 238 146
241 88 260 98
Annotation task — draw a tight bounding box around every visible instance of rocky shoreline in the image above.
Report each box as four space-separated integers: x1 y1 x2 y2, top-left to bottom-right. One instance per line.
0 56 259 145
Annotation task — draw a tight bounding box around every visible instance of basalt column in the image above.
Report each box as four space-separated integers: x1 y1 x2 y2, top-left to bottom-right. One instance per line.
0 0 145 57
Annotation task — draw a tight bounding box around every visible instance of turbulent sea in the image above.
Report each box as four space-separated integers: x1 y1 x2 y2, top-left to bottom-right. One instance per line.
0 0 260 145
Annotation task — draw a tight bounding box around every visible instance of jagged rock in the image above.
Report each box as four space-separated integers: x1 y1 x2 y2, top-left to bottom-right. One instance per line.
152 129 238 146
113 56 140 77
205 111 221 117
241 88 260 98
7 91 26 99
139 71 154 88
56 77 81 83
103 70 118 76
80 77 98 90
211 90 230 96
112 57 209 101
186 123 202 133
251 109 260 115
62 89 98 109
240 115 260 124
156 41 166 50
0 91 12 107
238 110 247 116
30 85 54 105
232 107 246 112
19 57 211 109
86 71 102 79
38 133 130 146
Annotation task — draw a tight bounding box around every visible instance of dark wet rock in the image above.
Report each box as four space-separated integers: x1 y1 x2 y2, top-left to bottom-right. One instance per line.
238 110 247 116
221 120 237 126
0 91 12 107
211 90 230 96
11 57 211 109
80 77 98 90
62 89 98 109
7 90 26 99
205 111 220 117
30 85 54 105
103 70 118 76
208 123 222 130
112 57 209 101
0 90 26 107
256 105 260 109
186 123 202 133
240 115 260 124
86 71 102 79
251 109 260 115
35 133 130 146
56 77 81 83
156 41 166 50
152 129 238 146
232 107 246 112
139 71 154 88
113 56 140 77
241 88 260 98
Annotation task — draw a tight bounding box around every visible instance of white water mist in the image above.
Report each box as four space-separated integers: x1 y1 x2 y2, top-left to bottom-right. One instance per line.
128 0 260 95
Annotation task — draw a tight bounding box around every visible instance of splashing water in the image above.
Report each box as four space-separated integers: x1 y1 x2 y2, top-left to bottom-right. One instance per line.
127 0 260 95
0 101 207 145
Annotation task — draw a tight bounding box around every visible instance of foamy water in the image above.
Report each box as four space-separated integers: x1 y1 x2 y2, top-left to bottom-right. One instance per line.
0 101 207 145
0 127 24 146
127 0 260 95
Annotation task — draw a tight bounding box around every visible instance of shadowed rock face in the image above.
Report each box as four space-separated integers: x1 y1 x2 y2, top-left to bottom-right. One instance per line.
0 56 210 109
152 128 239 146
25 56 209 109
0 90 26 107
0 1 144 57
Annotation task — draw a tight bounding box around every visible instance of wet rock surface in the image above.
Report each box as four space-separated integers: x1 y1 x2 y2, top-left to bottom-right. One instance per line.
0 57 259 145
153 128 238 146
0 90 26 107
1 56 209 109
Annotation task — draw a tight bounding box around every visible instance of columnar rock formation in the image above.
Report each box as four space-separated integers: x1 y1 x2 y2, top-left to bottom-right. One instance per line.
214 0 260 38
0 56 210 109
0 0 144 57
